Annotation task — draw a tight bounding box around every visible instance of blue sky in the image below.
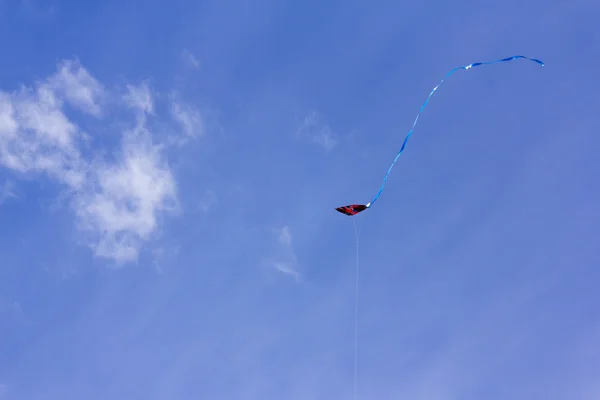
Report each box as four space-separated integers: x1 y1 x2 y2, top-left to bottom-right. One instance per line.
1 0 599 398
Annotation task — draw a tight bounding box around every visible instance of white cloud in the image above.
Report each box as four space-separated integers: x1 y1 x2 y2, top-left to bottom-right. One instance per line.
123 82 154 115
74 130 178 263
170 94 204 138
0 59 203 264
297 110 338 150
48 59 105 116
277 225 292 247
272 261 300 281
181 48 200 69
0 77 87 188
152 244 181 273
197 188 217 213
266 225 300 281
0 180 16 205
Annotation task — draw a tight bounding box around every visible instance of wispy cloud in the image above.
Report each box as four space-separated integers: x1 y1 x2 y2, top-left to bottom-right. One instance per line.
73 128 178 263
0 180 16 205
297 110 338 151
123 81 154 115
170 93 205 139
0 59 203 264
152 244 181 273
197 188 217 213
49 59 105 116
0 68 91 187
181 49 200 69
265 225 300 281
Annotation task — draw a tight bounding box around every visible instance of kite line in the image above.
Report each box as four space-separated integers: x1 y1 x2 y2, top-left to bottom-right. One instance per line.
352 218 360 400
335 55 544 217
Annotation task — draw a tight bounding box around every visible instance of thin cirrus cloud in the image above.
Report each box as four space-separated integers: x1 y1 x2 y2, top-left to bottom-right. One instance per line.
297 110 338 151
180 48 200 70
0 59 203 264
0 180 16 205
170 93 205 138
123 81 154 115
265 225 300 281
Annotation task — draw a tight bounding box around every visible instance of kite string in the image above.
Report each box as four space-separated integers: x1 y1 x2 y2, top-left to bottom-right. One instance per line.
352 218 360 400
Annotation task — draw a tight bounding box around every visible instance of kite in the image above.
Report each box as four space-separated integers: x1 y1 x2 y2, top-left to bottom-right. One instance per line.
335 55 544 216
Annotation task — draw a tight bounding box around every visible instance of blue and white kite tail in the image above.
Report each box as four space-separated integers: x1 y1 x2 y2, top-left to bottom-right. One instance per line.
335 55 544 216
